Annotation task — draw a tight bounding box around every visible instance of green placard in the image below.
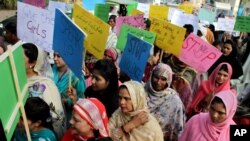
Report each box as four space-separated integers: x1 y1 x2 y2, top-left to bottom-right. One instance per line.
94 4 110 22
234 16 250 32
0 42 28 141
127 2 138 16
117 24 156 51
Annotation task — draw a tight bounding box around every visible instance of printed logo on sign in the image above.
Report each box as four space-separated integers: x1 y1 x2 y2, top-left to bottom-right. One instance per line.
230 125 250 141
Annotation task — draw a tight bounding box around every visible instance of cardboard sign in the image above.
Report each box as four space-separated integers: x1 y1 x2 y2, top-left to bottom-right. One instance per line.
116 15 145 36
178 4 193 14
94 4 110 22
117 24 156 51
198 8 217 23
179 34 222 72
217 18 236 32
131 8 144 16
149 5 168 20
53 9 85 80
0 42 29 141
82 0 105 11
137 3 149 18
73 4 110 59
23 0 46 8
119 34 151 82
234 16 250 33
48 1 72 13
150 18 186 56
17 1 54 52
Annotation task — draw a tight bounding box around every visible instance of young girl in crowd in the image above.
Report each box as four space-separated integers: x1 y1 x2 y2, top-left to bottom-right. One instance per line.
14 97 57 141
187 63 233 119
62 98 112 141
109 81 164 141
179 90 237 141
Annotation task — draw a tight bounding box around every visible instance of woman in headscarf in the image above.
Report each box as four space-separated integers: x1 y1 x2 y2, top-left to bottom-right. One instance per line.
109 81 164 141
187 63 233 119
179 90 237 141
144 63 186 141
23 43 66 140
62 98 112 141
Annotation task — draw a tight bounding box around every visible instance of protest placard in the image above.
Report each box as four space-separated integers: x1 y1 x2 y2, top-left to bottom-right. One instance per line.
178 4 193 14
127 2 138 15
82 0 105 11
73 4 110 59
150 18 186 56
131 9 144 16
53 9 85 79
234 16 250 33
17 1 54 53
149 5 168 20
197 8 216 23
116 15 145 35
94 4 110 22
48 1 72 13
137 3 149 18
0 42 29 141
179 33 222 72
117 24 156 51
217 18 236 32
119 34 151 81
23 0 46 8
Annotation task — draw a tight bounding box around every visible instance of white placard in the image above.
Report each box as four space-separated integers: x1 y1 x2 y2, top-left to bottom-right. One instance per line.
217 18 236 32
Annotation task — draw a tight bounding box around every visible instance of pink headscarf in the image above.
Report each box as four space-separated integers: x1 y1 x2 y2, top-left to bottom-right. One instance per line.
73 98 109 137
187 62 233 114
179 90 237 141
104 47 118 62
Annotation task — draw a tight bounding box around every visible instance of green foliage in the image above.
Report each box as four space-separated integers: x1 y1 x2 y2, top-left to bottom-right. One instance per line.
1 0 17 9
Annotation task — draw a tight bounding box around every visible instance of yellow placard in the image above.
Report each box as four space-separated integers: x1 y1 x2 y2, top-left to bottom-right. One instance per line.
149 18 186 56
72 4 110 59
178 4 193 14
149 5 168 20
131 8 144 16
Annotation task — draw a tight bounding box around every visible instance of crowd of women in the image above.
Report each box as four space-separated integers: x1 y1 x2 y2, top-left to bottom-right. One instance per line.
1 2 250 141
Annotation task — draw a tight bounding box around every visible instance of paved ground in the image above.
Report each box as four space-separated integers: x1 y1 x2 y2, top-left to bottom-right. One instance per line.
0 10 16 21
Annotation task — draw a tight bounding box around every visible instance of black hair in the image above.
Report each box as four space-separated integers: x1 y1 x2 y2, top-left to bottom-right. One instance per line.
219 64 229 73
5 22 17 35
108 15 117 22
25 97 54 131
93 59 118 93
153 45 161 56
213 40 223 47
211 96 225 108
183 24 194 34
22 43 38 64
144 18 151 29
197 30 203 37
208 24 215 33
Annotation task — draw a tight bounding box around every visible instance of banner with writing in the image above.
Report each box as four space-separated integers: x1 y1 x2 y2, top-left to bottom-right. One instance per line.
137 3 149 18
117 24 156 51
179 34 222 72
48 1 72 13
217 18 236 32
198 8 216 23
53 9 85 79
150 18 186 56
73 4 110 59
178 4 193 14
23 0 46 8
17 1 54 52
234 16 250 33
0 42 29 141
149 5 168 20
82 0 105 11
116 15 145 36
94 4 110 22
119 33 151 82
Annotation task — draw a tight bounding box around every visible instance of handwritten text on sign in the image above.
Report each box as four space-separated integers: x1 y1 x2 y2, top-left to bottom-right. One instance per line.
73 4 109 59
116 15 145 36
17 1 54 52
117 24 156 51
234 16 250 33
179 34 222 72
150 18 186 56
217 18 236 32
53 9 85 80
119 34 151 82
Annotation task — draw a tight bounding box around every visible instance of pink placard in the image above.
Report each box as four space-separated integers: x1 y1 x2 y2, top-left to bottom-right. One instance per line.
115 15 145 36
179 34 222 72
23 0 46 8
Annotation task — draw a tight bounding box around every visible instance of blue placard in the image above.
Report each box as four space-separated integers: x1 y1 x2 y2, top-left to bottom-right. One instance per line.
119 33 151 82
82 0 105 11
53 9 85 80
